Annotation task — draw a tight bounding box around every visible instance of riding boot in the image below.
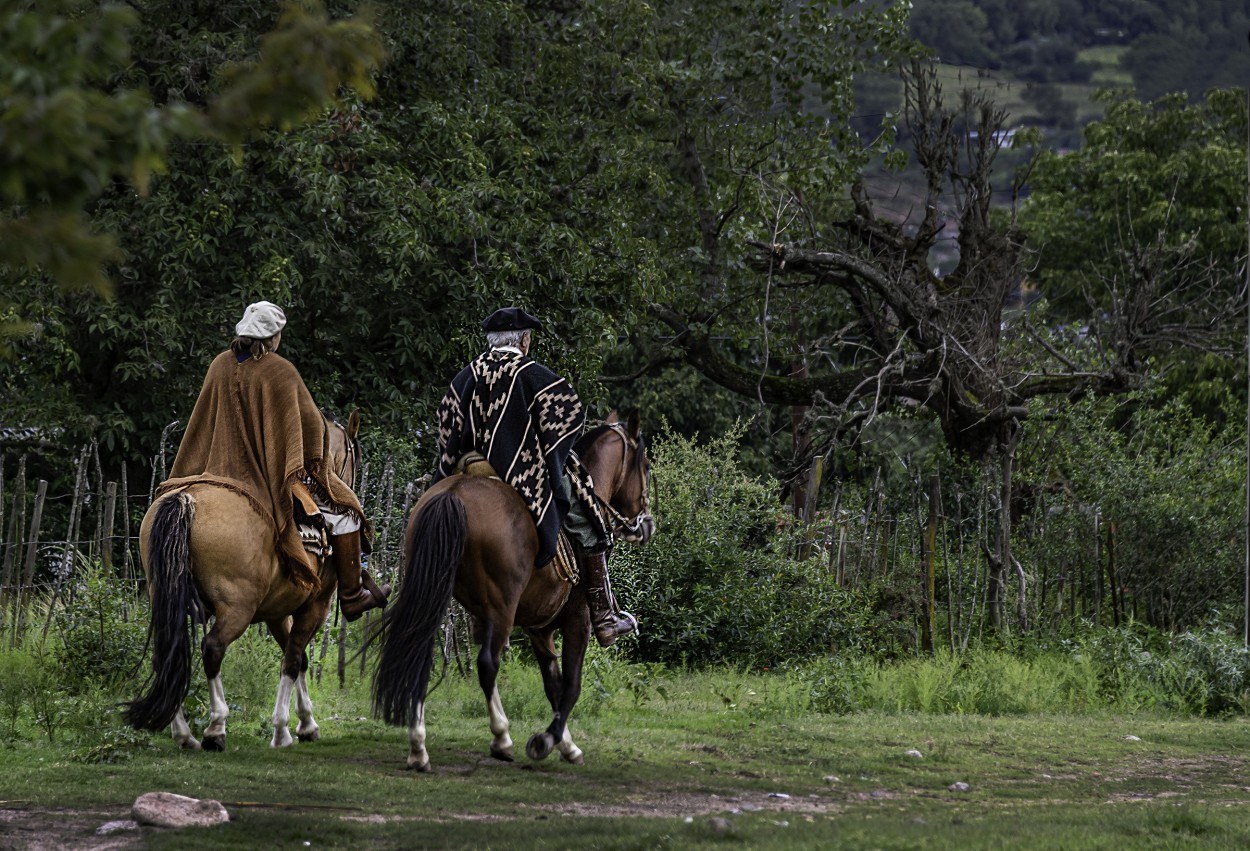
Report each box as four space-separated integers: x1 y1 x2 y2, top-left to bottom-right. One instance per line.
330 531 390 622
577 547 637 648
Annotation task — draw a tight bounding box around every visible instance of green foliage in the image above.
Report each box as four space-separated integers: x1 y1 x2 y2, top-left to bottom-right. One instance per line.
803 624 1250 717
1021 88 1247 318
0 0 383 310
53 557 147 690
1015 392 1243 631
613 426 888 668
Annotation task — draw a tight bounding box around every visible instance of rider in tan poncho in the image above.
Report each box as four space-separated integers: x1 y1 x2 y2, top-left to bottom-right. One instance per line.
159 301 389 621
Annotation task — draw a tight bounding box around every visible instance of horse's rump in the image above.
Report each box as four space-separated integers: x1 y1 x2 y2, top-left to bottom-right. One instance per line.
141 484 318 621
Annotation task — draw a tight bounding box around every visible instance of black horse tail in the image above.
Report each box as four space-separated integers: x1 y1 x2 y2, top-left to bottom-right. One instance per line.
372 491 465 728
124 493 204 731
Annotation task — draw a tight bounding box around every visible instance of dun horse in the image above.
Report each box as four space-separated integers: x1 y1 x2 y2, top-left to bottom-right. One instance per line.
373 414 654 771
124 411 361 750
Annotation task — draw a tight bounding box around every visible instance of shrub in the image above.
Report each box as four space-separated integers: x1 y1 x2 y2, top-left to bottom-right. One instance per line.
612 427 889 668
52 556 147 691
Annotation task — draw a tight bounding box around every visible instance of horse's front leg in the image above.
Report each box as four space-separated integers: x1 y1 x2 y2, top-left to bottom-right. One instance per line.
524 626 565 762
294 668 319 742
271 607 327 748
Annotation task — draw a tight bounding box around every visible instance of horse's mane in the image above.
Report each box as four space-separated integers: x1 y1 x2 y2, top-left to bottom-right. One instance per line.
576 422 646 476
574 424 615 455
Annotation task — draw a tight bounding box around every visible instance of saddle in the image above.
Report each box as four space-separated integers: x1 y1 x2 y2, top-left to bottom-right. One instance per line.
455 452 578 584
455 451 499 478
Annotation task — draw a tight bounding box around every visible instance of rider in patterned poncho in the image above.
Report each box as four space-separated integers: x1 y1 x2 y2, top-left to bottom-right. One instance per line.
160 301 389 622
433 307 637 647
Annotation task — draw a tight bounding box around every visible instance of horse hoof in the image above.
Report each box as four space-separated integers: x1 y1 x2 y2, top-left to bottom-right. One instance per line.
407 756 431 772
178 738 202 752
298 728 321 743
526 732 555 761
560 749 585 766
490 743 514 762
201 735 226 752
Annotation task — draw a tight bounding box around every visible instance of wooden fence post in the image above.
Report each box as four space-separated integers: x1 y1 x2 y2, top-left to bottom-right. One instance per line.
921 473 939 655
0 458 26 623
12 480 47 648
120 464 134 581
102 481 117 573
42 449 89 647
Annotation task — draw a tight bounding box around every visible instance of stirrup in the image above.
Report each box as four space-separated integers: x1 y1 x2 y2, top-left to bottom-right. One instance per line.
593 610 638 648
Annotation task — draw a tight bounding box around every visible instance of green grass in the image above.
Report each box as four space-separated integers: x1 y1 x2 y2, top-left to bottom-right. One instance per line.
4 652 1250 849
1079 46 1133 88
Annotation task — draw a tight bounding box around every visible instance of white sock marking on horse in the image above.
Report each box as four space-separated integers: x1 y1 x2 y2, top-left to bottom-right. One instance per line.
204 675 229 741
557 727 583 763
170 708 199 750
270 674 295 748
488 686 512 753
408 701 429 769
294 670 318 739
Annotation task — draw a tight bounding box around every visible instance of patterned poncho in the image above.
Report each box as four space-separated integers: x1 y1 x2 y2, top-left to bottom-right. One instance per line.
158 350 364 590
434 349 585 566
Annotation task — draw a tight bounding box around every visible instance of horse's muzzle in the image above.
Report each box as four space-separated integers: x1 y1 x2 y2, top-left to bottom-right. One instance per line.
619 513 656 544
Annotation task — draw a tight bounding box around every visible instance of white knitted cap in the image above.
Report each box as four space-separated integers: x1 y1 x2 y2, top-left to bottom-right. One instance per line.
235 301 287 339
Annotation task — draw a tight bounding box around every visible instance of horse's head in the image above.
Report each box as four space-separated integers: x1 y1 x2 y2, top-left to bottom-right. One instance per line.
582 412 655 545
325 409 362 489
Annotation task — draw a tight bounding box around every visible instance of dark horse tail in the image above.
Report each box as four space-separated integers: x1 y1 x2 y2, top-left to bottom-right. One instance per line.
124 493 204 731
372 491 465 728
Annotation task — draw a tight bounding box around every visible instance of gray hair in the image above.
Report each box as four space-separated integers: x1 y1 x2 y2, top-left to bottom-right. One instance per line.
486 329 529 349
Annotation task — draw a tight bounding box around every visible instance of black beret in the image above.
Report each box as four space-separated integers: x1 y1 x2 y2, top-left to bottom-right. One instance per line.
481 307 543 332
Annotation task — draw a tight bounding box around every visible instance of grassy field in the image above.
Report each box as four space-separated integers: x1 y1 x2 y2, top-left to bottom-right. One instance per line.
3 652 1250 850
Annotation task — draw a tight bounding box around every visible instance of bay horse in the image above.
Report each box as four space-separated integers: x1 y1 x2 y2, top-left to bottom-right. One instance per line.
124 411 361 751
372 413 654 771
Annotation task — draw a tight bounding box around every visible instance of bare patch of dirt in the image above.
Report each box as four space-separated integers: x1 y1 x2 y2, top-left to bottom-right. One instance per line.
0 807 141 851
524 790 843 820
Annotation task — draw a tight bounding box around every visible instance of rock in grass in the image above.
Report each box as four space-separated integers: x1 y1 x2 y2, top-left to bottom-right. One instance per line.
96 820 139 835
132 792 229 828
904 749 923 758
948 782 971 792
707 817 733 835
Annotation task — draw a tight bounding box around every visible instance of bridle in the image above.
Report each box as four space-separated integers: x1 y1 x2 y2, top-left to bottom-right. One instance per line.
594 422 653 541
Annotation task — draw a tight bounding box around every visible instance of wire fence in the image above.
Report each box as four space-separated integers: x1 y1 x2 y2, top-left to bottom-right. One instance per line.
0 442 478 684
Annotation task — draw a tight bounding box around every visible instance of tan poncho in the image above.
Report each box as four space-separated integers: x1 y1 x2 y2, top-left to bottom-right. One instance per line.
158 349 363 590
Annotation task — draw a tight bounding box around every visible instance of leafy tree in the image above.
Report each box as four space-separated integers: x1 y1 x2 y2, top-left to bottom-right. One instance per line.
0 0 383 324
1020 88 1247 416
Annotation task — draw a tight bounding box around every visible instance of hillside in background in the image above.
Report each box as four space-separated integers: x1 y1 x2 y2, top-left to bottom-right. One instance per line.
862 0 1249 146
848 0 1250 267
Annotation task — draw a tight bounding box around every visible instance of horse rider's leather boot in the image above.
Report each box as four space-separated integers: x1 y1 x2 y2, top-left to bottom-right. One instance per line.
331 531 391 622
577 547 638 647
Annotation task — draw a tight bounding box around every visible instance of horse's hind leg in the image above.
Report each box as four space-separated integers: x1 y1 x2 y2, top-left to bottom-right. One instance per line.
200 608 253 751
408 701 429 771
475 620 514 762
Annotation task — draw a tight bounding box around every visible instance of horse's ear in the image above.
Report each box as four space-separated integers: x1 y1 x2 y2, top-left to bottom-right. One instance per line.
347 409 361 440
627 410 641 439
605 409 621 424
